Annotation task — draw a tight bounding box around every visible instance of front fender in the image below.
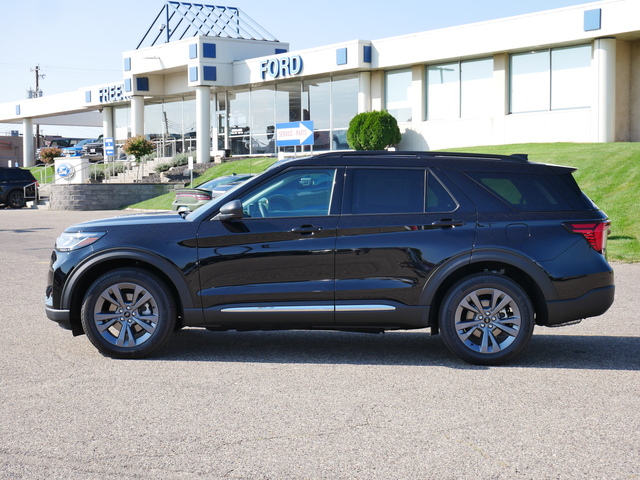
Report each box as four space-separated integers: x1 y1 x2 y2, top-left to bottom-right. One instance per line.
60 248 203 323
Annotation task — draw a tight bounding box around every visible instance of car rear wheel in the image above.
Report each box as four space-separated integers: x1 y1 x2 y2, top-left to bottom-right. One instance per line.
6 190 26 209
439 273 534 365
81 268 176 359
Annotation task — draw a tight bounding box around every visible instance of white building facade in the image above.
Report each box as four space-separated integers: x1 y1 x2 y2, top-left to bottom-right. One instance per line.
2 0 640 167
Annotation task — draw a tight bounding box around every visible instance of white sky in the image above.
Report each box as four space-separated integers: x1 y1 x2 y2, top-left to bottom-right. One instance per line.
0 0 594 136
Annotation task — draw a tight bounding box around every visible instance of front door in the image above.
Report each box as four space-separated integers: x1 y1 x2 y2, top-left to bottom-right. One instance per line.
196 167 342 327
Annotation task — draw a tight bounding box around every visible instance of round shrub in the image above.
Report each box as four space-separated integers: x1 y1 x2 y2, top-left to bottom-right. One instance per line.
347 111 402 151
39 147 62 164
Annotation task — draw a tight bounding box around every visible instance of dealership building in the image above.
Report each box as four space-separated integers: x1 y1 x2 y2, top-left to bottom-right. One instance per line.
1 0 640 167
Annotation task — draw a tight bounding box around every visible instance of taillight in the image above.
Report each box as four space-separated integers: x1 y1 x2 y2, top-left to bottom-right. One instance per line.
564 221 611 254
176 192 210 201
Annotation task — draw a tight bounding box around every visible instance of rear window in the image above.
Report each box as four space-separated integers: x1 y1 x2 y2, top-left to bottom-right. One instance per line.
0 168 34 181
469 172 572 211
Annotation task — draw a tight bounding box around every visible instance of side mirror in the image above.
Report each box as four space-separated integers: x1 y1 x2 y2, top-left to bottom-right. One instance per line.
177 206 191 218
217 199 244 221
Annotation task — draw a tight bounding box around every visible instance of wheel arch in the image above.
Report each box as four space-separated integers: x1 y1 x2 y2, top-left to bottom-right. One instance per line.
422 249 556 330
61 249 198 336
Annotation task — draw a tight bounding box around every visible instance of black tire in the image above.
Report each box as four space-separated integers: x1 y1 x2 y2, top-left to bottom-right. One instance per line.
81 268 176 359
6 190 26 209
439 273 534 365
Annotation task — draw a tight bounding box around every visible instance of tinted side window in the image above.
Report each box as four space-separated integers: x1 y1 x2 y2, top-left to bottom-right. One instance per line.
0 169 30 181
240 168 336 218
346 168 459 215
349 168 425 214
469 172 571 211
427 172 458 212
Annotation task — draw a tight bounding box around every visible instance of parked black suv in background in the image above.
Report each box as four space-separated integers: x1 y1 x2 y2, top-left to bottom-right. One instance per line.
0 166 38 208
45 151 615 365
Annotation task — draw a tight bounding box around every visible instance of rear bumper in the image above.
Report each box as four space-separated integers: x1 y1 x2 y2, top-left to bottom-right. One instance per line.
545 285 615 326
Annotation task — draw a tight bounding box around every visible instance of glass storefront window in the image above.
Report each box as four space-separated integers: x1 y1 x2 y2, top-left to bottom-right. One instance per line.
510 44 591 113
426 58 493 120
427 63 460 120
213 93 227 151
276 82 302 123
224 75 358 154
385 69 412 123
144 103 163 141
460 58 493 118
251 87 276 154
510 51 549 113
551 45 591 110
228 90 250 155
332 75 358 150
114 106 130 144
304 78 331 150
304 78 330 129
162 100 185 156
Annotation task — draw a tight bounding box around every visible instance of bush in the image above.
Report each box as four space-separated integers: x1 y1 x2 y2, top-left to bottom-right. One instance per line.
39 147 62 164
123 136 156 163
154 152 197 173
347 111 402 151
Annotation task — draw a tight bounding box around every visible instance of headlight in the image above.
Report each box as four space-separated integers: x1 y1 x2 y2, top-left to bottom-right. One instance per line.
55 232 106 252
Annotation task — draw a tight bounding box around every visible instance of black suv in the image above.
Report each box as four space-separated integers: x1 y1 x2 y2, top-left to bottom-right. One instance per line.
45 151 615 365
0 167 38 208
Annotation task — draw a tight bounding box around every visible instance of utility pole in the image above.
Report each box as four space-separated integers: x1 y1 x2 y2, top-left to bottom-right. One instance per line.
29 65 45 148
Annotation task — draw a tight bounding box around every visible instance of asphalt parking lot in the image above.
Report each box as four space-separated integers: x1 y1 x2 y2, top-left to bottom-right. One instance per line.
0 208 638 480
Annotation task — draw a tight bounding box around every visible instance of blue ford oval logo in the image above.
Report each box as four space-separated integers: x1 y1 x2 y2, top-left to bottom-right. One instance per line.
56 163 75 179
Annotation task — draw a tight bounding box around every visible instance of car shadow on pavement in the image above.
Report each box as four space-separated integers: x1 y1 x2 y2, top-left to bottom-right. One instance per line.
156 329 640 371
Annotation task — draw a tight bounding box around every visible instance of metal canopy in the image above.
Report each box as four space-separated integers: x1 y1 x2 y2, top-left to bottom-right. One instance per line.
137 2 279 49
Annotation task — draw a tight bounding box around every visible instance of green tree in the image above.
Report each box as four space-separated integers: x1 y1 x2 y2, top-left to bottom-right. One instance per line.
347 111 402 151
123 135 155 163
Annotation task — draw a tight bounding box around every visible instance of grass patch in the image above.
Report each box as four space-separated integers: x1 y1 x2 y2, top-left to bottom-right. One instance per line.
29 164 55 184
128 157 277 211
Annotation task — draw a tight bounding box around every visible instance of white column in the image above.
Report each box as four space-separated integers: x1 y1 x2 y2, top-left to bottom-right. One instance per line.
411 65 425 127
22 118 34 167
492 53 509 146
358 72 371 113
370 71 384 111
594 38 616 143
195 86 211 164
130 96 145 137
102 106 114 140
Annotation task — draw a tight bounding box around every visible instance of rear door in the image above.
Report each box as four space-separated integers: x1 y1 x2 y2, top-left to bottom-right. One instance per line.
334 167 477 326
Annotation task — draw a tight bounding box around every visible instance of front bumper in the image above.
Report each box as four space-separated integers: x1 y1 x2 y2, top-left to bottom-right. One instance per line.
45 305 72 330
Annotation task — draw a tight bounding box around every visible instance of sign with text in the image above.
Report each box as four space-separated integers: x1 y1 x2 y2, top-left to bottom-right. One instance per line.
276 121 314 147
104 137 115 156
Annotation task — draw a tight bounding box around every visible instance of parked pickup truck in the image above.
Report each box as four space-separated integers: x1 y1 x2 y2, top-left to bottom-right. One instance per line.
82 135 104 161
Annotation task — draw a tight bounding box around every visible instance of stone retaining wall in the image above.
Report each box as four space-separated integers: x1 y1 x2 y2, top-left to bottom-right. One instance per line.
48 184 174 211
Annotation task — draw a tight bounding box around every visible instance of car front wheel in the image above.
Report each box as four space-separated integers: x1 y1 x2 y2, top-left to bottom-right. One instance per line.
439 273 534 365
81 268 176 359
